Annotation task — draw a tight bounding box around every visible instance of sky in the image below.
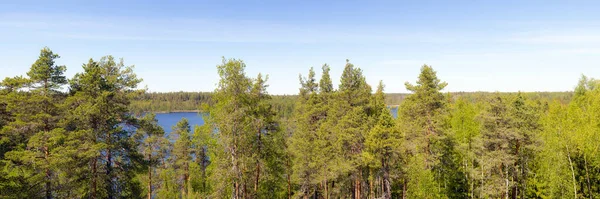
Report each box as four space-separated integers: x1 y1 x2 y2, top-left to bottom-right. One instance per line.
1 0 600 94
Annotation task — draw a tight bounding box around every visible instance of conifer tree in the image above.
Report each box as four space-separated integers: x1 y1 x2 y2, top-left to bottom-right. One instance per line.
135 113 168 199
0 47 67 198
363 81 402 199
172 118 193 198
319 64 333 93
289 67 318 197
61 56 143 198
397 65 448 198
205 58 285 198
290 66 337 198
477 94 541 198
190 118 215 196
326 60 372 198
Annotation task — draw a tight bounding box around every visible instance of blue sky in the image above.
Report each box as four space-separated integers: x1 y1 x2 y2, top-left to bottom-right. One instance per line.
1 0 600 94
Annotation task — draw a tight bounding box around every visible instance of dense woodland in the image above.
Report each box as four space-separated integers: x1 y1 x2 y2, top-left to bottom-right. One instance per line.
131 92 212 113
129 91 572 114
1 48 599 199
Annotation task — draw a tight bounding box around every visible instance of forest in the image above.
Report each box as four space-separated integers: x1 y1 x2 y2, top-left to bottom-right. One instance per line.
129 91 572 115
1 47 599 199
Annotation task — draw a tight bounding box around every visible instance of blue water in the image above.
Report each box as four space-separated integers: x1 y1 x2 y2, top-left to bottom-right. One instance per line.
154 108 398 135
155 112 205 135
390 107 398 118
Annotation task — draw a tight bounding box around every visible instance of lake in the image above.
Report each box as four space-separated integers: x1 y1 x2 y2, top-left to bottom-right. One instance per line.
155 112 205 135
155 108 399 134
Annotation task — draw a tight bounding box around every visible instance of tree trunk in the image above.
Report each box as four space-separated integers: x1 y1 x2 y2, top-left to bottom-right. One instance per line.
107 145 113 199
43 98 51 199
232 143 239 199
324 167 328 199
380 177 383 198
202 148 207 191
480 164 484 199
243 182 247 199
44 146 51 199
148 153 152 199
254 129 262 196
464 160 471 199
369 174 374 199
402 178 406 199
505 165 509 199
254 161 260 195
355 174 361 199
184 161 189 198
566 145 577 198
383 171 391 199
92 158 97 199
584 155 592 199
288 168 292 199
514 140 520 199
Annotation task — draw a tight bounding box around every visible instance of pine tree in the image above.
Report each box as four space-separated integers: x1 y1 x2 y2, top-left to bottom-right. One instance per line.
135 113 168 199
290 66 337 198
477 94 541 198
190 119 214 196
61 56 143 198
363 81 402 199
0 47 67 198
205 58 285 198
250 73 288 198
289 67 317 197
172 118 193 198
326 60 372 198
398 64 448 198
319 64 333 93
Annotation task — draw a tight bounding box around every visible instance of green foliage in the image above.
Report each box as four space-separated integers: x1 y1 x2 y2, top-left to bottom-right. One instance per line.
449 98 482 198
0 47 68 198
134 113 168 199
535 75 600 199
130 92 212 113
60 55 144 198
203 58 287 198
3 48 600 199
398 65 456 198
476 93 542 198
363 82 402 199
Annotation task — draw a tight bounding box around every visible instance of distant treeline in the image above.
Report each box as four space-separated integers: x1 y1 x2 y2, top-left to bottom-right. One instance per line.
130 91 212 113
131 91 573 113
130 92 298 118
